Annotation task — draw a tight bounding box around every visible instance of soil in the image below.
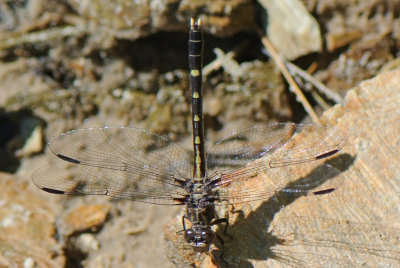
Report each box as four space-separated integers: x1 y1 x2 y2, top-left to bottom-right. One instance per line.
0 0 399 267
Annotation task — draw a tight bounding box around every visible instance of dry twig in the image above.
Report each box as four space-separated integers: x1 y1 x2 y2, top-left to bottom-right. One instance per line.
261 35 319 123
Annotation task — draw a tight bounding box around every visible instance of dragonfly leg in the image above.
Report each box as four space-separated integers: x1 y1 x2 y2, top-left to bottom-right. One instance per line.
175 215 189 235
210 218 229 233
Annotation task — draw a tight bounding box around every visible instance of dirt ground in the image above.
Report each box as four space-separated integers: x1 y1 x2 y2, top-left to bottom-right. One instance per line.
0 0 399 267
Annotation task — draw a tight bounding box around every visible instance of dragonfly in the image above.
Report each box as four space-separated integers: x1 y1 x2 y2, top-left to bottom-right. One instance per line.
32 18 346 251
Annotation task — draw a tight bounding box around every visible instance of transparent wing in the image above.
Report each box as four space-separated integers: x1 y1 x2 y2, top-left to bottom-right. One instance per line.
32 127 192 205
270 217 400 266
206 123 346 204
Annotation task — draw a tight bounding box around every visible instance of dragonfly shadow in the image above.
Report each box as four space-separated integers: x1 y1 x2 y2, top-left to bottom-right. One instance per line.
211 153 355 267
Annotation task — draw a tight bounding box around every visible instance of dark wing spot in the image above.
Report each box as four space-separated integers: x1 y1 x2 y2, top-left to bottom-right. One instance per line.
315 149 339 160
313 188 336 195
42 187 65 194
221 135 247 143
57 154 80 164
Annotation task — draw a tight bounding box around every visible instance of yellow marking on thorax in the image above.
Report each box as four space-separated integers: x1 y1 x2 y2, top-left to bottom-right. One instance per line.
193 91 199 98
195 136 201 144
194 115 200 122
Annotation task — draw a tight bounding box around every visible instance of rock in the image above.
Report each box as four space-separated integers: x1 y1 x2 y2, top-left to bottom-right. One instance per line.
75 233 100 253
259 0 322 60
15 124 44 158
316 36 394 93
63 204 111 234
67 0 257 39
0 172 65 267
326 29 363 51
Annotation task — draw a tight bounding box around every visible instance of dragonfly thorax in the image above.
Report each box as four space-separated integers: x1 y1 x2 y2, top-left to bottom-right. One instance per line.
184 179 216 208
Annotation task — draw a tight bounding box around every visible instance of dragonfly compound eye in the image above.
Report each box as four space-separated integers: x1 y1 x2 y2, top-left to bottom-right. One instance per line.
184 229 195 242
200 229 215 244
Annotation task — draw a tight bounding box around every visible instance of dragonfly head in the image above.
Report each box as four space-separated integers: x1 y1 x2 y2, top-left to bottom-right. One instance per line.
184 226 215 250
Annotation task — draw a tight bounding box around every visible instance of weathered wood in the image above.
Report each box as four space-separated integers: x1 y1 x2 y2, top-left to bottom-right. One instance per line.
162 70 400 267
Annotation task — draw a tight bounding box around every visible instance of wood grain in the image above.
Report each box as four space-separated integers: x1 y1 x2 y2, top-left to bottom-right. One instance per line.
162 70 400 267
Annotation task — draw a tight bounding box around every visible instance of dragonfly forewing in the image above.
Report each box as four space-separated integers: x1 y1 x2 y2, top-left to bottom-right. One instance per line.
32 127 193 205
206 123 345 204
